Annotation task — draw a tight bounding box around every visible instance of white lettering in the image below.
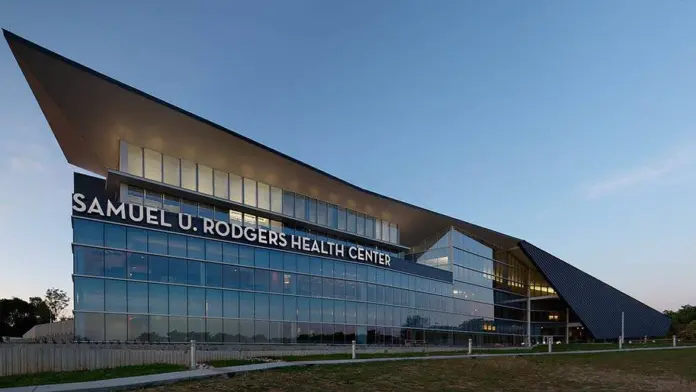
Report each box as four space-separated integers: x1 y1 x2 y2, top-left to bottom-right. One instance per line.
160 210 172 227
72 193 87 212
202 218 215 234
302 237 311 252
357 247 365 261
268 230 278 246
279 233 288 247
87 198 104 216
145 207 159 225
258 228 268 244
385 254 391 266
106 199 125 219
178 214 192 230
231 224 244 239
311 240 320 253
335 244 345 258
348 246 358 259
244 226 257 242
291 235 301 250
215 221 230 237
129 204 144 222
366 249 374 264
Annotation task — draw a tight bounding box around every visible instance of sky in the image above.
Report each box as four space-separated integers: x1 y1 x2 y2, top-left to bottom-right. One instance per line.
0 1 694 312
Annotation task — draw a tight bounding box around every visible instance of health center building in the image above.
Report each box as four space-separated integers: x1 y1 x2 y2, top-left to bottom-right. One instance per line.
3 29 670 346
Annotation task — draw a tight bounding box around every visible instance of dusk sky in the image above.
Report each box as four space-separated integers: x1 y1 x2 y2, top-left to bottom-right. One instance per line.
1 1 694 312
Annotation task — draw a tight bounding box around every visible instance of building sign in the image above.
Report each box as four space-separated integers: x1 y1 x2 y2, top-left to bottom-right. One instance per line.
72 193 391 266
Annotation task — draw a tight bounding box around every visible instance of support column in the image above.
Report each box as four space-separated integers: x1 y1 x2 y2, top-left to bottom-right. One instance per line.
526 270 531 347
565 308 569 344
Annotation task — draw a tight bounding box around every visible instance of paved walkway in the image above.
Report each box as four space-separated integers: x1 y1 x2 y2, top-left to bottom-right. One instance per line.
3 345 695 392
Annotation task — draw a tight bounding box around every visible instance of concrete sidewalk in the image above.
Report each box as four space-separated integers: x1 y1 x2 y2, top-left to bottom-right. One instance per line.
3 345 695 392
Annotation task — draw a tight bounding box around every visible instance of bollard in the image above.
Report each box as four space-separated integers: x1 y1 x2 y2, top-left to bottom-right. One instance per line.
619 336 622 350
548 338 552 353
467 338 472 355
190 340 196 369
673 335 677 347
351 340 356 359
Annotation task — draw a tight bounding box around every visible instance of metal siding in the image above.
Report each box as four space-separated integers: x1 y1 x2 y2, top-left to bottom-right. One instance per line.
519 241 670 340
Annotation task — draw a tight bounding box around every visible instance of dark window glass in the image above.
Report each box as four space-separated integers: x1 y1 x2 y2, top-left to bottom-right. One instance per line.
75 312 104 341
214 207 227 222
345 263 357 280
127 281 148 313
322 259 333 278
145 191 162 209
223 290 239 318
347 211 356 233
104 280 126 312
283 296 297 321
337 208 346 231
105 250 127 279
149 315 169 342
283 253 297 272
126 227 147 251
223 265 240 289
269 251 283 270
207 318 223 343
187 237 204 259
254 269 270 292
310 258 322 275
187 317 205 342
283 273 295 295
169 258 187 284
254 321 269 343
169 316 187 342
296 255 310 274
345 281 357 300
74 219 104 246
317 201 327 226
187 261 205 286
104 224 126 249
334 279 346 299
127 253 148 280
357 214 365 236
105 314 127 342
367 284 377 302
270 271 283 293
206 289 223 317
188 287 205 316
334 300 346 324
74 246 104 276
333 262 345 279
356 303 367 325
328 205 337 229
282 191 294 216
345 301 357 324
239 292 254 319
239 246 254 267
223 243 239 264
322 299 333 322
163 195 180 213
147 231 167 255
308 199 317 223
357 282 367 301
238 267 254 290
294 194 305 219
255 293 269 320
323 278 334 298
168 234 187 257
365 217 375 239
255 248 270 268
206 263 222 287
223 319 239 343
311 276 322 297
149 283 168 314
206 240 222 261
310 298 322 322
368 267 377 283
148 255 169 283
357 265 368 281
297 275 311 296
199 204 214 219
297 297 310 322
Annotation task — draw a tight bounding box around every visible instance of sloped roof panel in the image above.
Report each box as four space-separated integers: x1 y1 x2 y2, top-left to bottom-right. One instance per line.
519 241 670 339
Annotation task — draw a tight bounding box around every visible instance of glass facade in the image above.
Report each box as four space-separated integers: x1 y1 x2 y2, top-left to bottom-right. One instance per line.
72 218 533 345
119 142 400 245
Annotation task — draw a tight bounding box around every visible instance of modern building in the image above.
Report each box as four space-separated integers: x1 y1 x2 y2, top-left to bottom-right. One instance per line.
3 29 670 346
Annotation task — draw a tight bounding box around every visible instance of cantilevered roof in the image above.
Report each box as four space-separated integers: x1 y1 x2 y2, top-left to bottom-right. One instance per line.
3 29 521 249
520 241 670 340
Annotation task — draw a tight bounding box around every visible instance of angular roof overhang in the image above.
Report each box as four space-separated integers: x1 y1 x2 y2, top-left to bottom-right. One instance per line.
3 29 521 249
519 241 670 340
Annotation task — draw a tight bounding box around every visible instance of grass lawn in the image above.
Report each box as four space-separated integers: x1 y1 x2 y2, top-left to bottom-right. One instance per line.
0 364 188 388
146 348 696 391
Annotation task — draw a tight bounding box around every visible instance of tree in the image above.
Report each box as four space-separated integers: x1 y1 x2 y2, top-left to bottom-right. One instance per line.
664 305 696 336
678 320 696 340
44 288 70 322
0 297 51 337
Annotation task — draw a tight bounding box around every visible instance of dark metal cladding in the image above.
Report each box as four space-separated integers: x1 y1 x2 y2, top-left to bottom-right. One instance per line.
519 241 670 340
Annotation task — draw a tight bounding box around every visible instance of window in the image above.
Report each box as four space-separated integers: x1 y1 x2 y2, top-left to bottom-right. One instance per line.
347 211 356 233
375 219 382 241
214 170 229 199
181 159 197 191
163 154 180 186
282 191 294 216
222 243 239 264
75 278 104 311
187 261 205 286
257 182 270 210
168 234 187 258
126 186 144 205
229 210 243 226
147 231 167 254
389 223 398 244
255 248 270 268
365 217 375 238
105 250 127 278
255 293 269 319
105 223 126 249
223 265 240 289
181 200 197 216
163 195 180 213
187 237 205 259
214 207 227 222
206 289 223 317
243 178 257 207
283 296 297 321
127 281 148 313
283 253 297 272
75 313 104 342
123 142 143 177
104 280 126 312
239 292 254 319
243 213 257 229
127 253 147 280
328 205 337 228
206 240 222 261
382 220 390 242
143 149 162 181
357 214 365 236
188 287 205 316
294 194 305 219
197 164 213 195
74 219 104 246
270 187 282 213
149 284 168 314
229 174 243 203
223 290 239 318
105 314 126 342
317 202 327 226
144 191 162 209
74 247 104 276
149 316 169 342
308 199 317 223
337 208 346 231
271 220 283 232
254 269 270 292
148 255 169 282
169 286 187 316
206 263 222 287
257 216 270 229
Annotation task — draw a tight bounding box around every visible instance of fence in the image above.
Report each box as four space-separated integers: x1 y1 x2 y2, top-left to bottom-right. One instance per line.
0 342 467 377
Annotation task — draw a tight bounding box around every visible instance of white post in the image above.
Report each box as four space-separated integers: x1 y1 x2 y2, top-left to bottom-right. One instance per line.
547 337 552 353
467 338 472 355
190 340 196 369
351 340 356 359
619 336 622 350
673 335 677 347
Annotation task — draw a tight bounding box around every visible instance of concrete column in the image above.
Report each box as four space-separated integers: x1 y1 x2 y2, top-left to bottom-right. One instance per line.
189 340 196 369
352 340 356 359
565 308 569 344
526 270 531 347
467 338 472 355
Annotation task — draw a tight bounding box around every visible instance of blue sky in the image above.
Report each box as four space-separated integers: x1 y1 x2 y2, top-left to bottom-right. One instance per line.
0 1 694 312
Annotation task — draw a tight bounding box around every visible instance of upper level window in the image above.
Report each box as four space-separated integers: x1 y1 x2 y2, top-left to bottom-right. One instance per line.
282 190 294 217
257 183 270 210
243 178 257 207
181 159 196 191
163 155 180 186
143 149 162 182
229 174 243 203
197 165 213 195
270 187 282 213
122 142 143 177
214 170 229 199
